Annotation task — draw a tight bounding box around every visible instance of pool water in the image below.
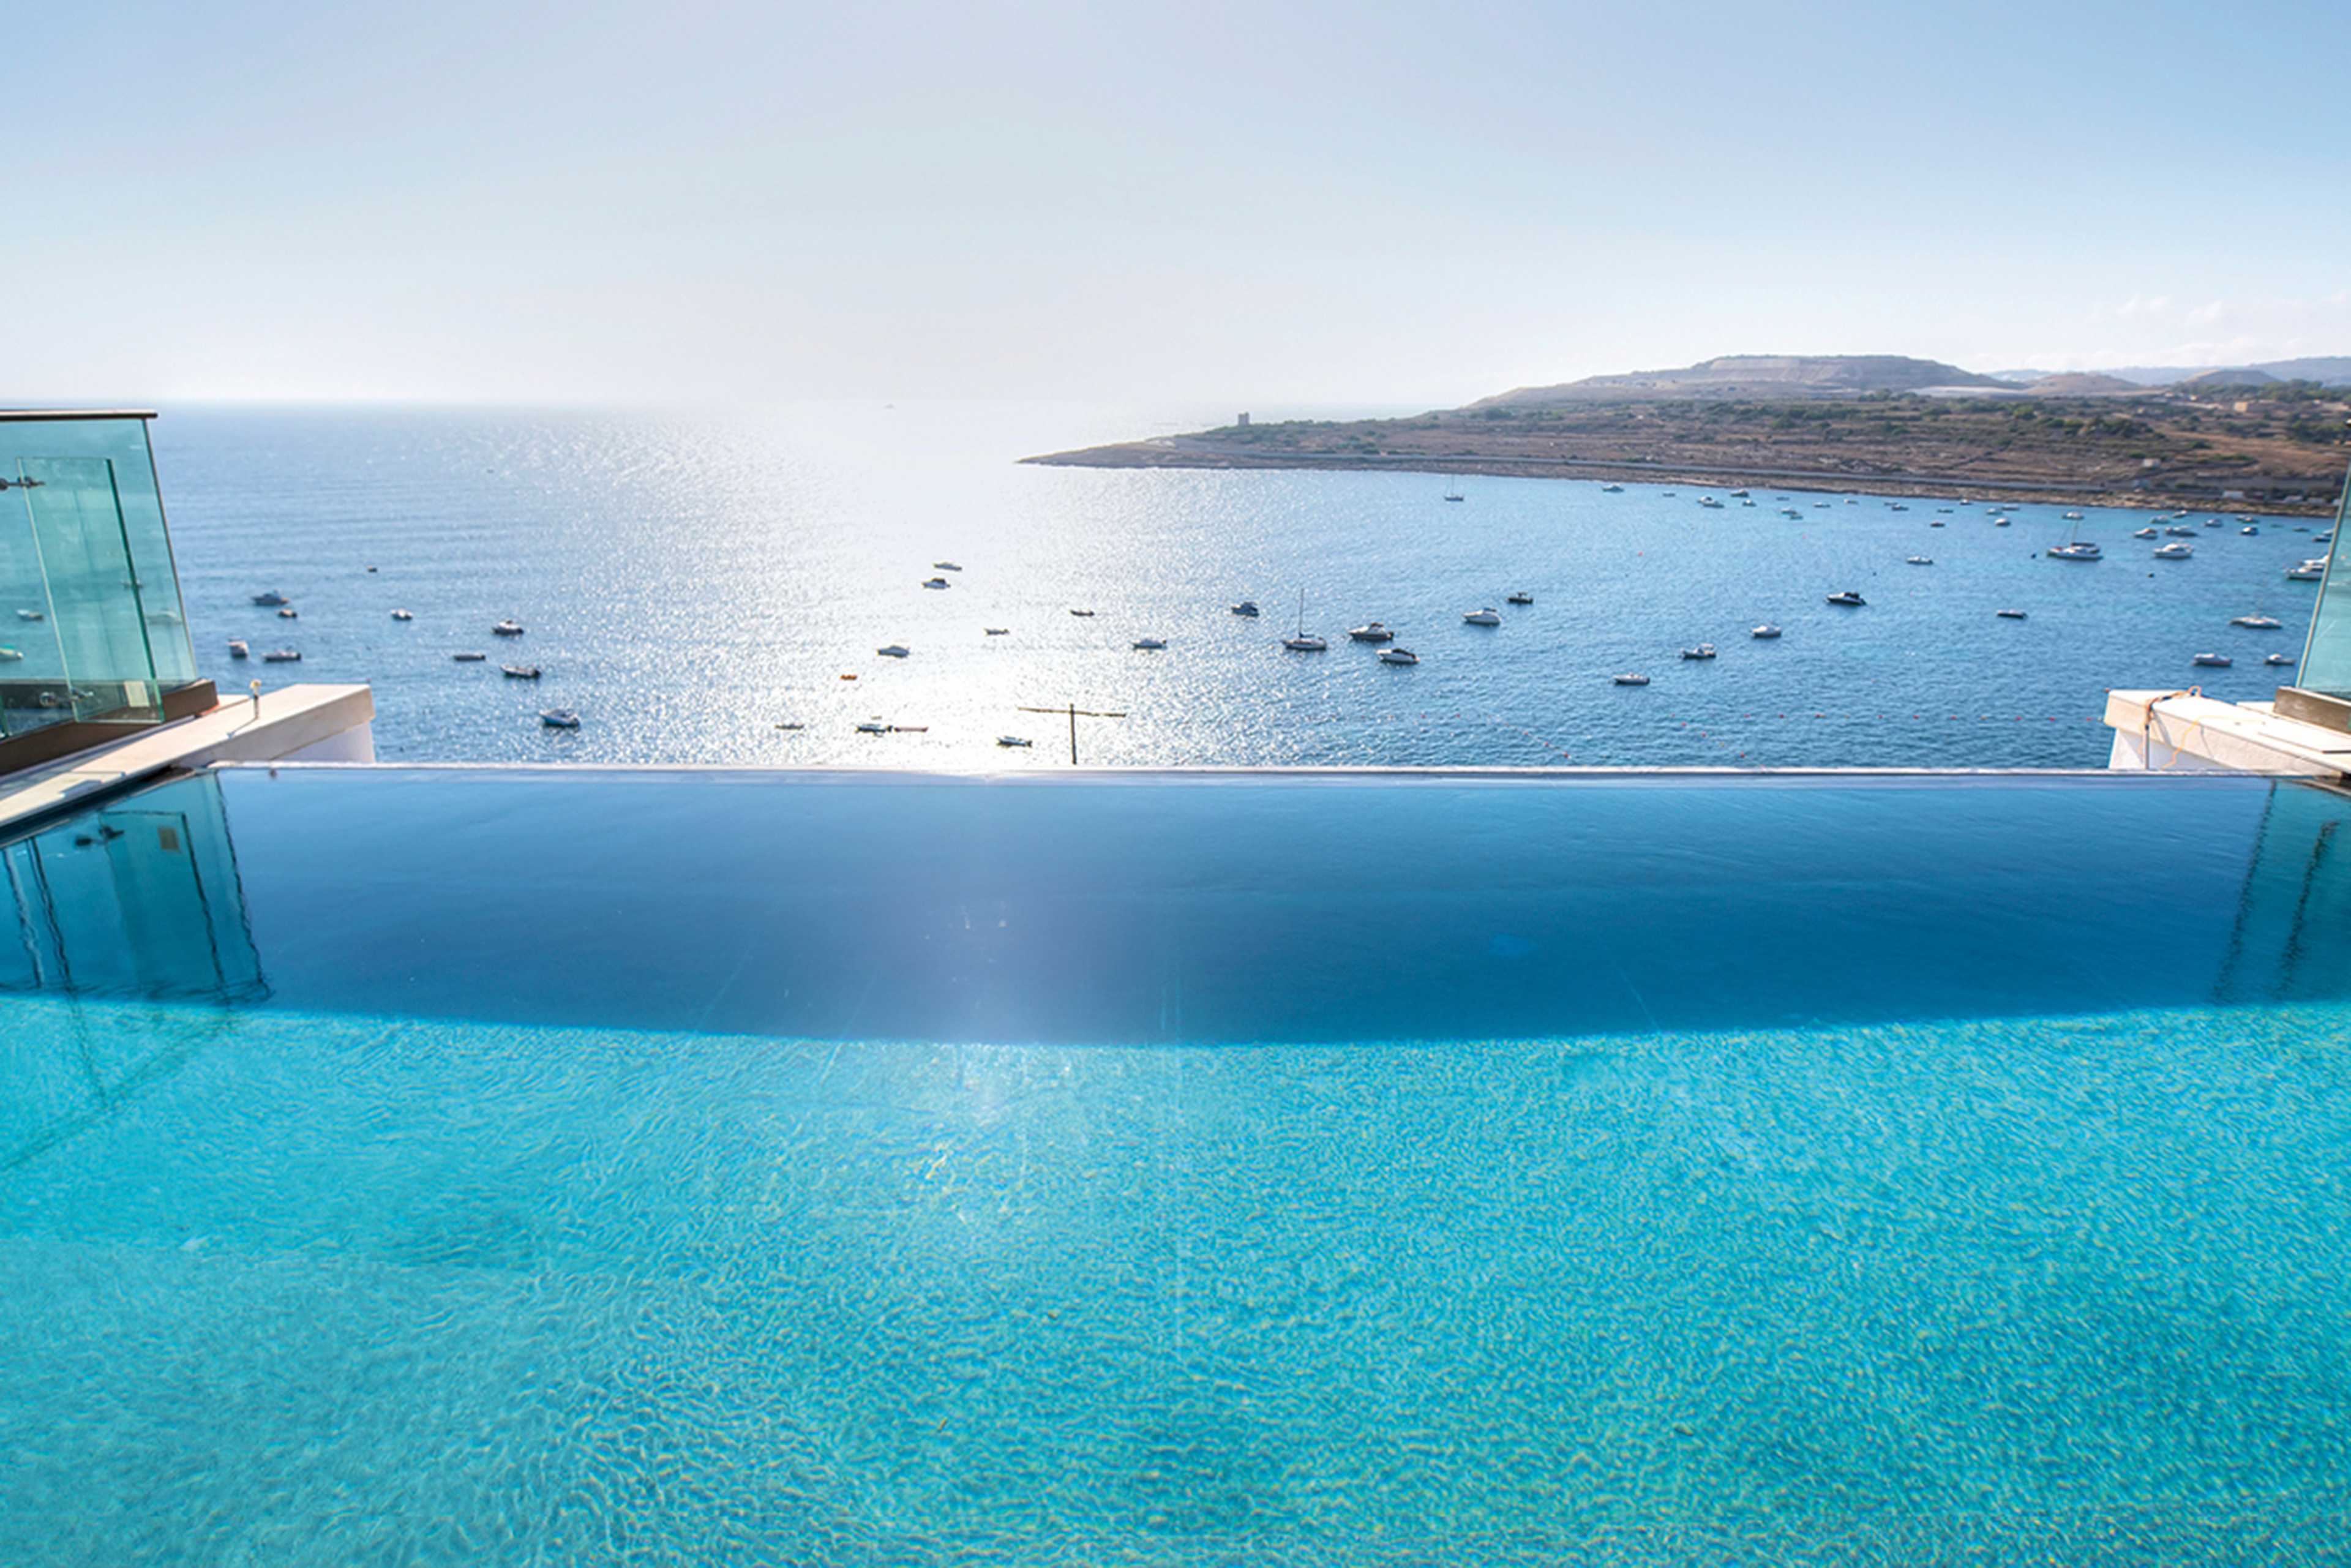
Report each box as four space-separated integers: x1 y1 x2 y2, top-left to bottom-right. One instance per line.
5 768 2351 1562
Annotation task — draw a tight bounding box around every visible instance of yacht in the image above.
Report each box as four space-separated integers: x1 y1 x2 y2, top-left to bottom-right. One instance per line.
1601 484 1625 493
876 644 910 658
492 620 524 636
2267 653 2298 667
391 609 413 621
1442 491 1465 503
1929 520 1944 528
1907 555 1933 565
1348 622 1395 642
1132 637 1167 650
1231 601 1261 617
2153 542 2194 560
502 664 541 678
17 609 44 621
2191 653 2232 668
1996 609 2028 620
2047 541 2102 561
453 651 487 662
1751 624 1782 639
2063 511 2084 521
2165 525 2197 536
2319 531 2334 544
2241 525 2259 536
1730 489 1750 498
1505 592 1534 606
1826 590 1866 606
1378 647 1419 666
1995 516 2011 527
251 590 290 607
261 648 302 662
1463 607 1502 626
2287 560 2328 582
921 577 950 590
541 709 582 729
2133 527 2159 539
1679 643 1717 661
2230 614 2282 629
2204 519 2222 528
997 735 1032 747
0 647 18 662
1780 508 1804 519
227 639 249 658
1283 591 1327 651
1613 673 1650 686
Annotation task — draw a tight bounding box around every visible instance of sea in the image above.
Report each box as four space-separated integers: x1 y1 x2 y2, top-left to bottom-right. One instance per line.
152 402 2334 768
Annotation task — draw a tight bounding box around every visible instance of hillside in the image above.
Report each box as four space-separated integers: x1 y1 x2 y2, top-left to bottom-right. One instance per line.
1470 354 2002 408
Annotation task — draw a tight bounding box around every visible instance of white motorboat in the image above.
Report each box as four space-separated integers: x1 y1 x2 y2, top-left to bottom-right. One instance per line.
2287 560 2328 582
1378 647 1419 665
492 620 524 636
1752 625 1782 639
2165 525 2197 536
0 647 18 662
2204 519 2222 528
2319 532 2335 544
1907 555 1933 565
1601 484 1625 493
1348 622 1395 642
2047 541 2102 561
2153 542 2194 560
1613 673 1650 686
1826 590 1866 606
1679 643 1717 660
1996 609 2027 620
250 590 290 607
934 561 962 571
1995 516 2011 526
2191 653 2232 668
997 735 1032 747
1698 496 1724 509
227 639 249 658
2133 527 2159 539
277 607 298 619
2230 615 2282 629
1132 637 1167 650
391 609 413 621
261 648 301 662
2241 525 2259 536
2063 511 2084 520
876 644 910 658
2267 653 2298 667
921 577 950 590
1231 601 1261 617
541 709 582 729
502 664 541 678
16 609 43 621
1463 607 1502 626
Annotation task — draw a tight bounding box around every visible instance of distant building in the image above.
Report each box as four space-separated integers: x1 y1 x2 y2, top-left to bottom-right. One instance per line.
1235 412 1250 427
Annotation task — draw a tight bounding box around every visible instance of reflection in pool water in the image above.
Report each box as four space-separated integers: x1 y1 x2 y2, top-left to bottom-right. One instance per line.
2 768 2350 1561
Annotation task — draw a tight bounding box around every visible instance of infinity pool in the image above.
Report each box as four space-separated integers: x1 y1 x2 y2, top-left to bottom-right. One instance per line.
5 767 2350 1562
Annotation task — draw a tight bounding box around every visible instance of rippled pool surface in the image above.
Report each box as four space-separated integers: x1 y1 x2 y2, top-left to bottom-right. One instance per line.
6 768 2351 1562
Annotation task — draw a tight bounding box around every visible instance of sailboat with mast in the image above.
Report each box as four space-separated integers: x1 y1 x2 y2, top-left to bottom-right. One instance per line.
1283 590 1327 651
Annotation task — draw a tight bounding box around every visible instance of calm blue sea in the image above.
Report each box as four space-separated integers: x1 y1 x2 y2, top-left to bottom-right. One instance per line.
153 403 2331 767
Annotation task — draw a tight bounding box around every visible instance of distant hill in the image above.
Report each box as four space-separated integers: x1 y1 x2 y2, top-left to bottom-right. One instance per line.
1468 354 2005 408
2178 366 2282 388
2102 358 2351 388
2028 372 2142 395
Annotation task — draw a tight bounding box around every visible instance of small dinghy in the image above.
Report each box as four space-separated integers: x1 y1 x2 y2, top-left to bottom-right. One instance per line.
997 735 1033 747
2267 653 2297 667
1378 647 1419 665
1997 609 2027 620
1231 601 1261 617
502 664 541 679
277 607 299 618
1132 637 1167 650
391 609 413 621
492 620 524 636
921 577 950 589
2191 653 2232 668
16 609 43 621
262 648 302 662
877 644 910 658
453 651 487 662
228 639 250 658
1613 673 1650 686
774 722 806 730
1751 625 1782 639
541 709 581 729
1069 608 1095 617
0 646 19 662
251 590 290 607
934 562 962 572
1505 592 1534 606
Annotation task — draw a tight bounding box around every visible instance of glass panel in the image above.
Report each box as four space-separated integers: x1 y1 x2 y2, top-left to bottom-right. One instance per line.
17 456 158 722
2295 478 2351 694
0 475 70 740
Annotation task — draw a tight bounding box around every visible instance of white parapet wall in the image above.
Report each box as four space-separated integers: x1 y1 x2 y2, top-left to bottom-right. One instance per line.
2105 688 2351 778
0 683 375 833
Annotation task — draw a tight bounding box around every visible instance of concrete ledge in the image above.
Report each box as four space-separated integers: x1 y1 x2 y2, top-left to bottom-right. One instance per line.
2104 688 2351 776
0 684 373 834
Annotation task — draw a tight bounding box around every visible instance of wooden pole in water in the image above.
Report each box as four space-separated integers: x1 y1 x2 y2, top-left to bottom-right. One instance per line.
1016 702 1128 765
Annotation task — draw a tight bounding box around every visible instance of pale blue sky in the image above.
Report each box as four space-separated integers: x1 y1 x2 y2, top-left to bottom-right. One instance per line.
9 0 2347 405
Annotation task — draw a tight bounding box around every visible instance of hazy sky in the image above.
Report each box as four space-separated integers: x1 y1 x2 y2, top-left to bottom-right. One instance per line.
10 0 2347 407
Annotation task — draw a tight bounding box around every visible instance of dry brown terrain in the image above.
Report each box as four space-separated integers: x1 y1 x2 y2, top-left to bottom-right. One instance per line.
1030 392 2351 514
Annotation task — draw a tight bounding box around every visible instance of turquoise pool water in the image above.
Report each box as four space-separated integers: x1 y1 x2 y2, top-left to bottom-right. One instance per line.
5 769 2351 1561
